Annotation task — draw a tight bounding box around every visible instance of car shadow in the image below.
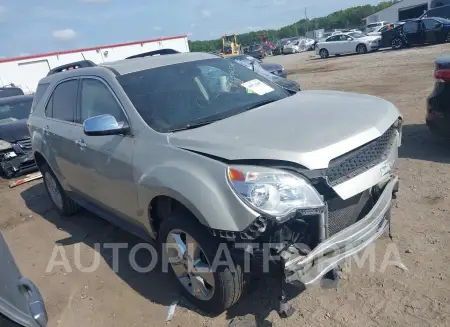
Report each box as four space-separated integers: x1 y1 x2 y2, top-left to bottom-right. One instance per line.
20 183 307 326
399 123 450 163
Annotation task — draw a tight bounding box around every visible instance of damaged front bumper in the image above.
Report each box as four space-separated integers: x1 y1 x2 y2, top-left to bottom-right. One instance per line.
283 174 398 286
0 149 37 178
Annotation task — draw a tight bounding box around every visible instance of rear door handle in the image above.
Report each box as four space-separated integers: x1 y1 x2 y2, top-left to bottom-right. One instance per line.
75 139 87 149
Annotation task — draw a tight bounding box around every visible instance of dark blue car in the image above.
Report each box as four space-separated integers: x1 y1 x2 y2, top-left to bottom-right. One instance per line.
381 17 450 49
426 54 450 137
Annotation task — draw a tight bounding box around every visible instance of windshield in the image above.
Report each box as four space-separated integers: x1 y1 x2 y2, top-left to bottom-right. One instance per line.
117 58 288 132
348 32 365 38
0 98 32 125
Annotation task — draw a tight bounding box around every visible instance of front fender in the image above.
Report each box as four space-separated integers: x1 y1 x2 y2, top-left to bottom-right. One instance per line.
137 158 260 232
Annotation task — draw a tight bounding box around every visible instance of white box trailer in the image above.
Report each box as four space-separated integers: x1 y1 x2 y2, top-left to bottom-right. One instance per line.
0 35 189 94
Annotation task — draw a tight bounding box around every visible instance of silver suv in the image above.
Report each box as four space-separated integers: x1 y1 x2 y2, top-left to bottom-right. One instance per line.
28 52 402 316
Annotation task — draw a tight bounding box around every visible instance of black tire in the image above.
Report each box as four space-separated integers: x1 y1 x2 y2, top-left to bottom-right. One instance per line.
446 32 450 43
319 48 329 59
158 211 244 315
391 37 403 50
356 44 367 54
41 163 79 216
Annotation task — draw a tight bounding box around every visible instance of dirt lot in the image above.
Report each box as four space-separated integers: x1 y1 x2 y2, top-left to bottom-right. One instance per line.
2 44 450 327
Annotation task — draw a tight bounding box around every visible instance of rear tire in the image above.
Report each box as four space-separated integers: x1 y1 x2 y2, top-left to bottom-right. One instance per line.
41 163 79 216
319 48 329 59
391 37 403 49
158 211 244 315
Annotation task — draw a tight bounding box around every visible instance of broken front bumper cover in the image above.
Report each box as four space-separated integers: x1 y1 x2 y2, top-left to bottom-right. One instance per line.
0 151 37 177
284 174 399 286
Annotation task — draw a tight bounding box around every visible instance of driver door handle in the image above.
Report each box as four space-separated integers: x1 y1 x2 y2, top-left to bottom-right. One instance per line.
75 139 87 149
18 277 48 327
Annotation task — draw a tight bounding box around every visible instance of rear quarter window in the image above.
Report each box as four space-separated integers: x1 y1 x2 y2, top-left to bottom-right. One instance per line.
30 83 50 113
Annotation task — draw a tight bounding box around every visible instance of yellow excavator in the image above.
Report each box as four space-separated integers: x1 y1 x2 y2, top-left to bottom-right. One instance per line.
220 34 241 56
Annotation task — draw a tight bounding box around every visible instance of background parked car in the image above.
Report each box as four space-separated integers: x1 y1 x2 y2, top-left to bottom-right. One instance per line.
381 17 450 49
226 55 300 92
426 54 450 137
0 87 24 99
315 32 381 58
365 21 389 33
227 54 287 78
0 95 37 178
246 43 273 59
283 38 302 54
273 38 288 55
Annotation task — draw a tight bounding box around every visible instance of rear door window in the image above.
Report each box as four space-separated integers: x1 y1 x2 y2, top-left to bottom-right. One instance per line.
423 19 441 30
48 79 78 122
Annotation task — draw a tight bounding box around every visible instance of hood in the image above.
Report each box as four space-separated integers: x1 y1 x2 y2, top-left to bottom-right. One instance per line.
0 119 29 142
260 62 282 72
169 90 401 170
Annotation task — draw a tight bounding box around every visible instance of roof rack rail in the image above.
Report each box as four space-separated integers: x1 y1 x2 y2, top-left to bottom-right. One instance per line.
47 60 97 76
125 48 180 59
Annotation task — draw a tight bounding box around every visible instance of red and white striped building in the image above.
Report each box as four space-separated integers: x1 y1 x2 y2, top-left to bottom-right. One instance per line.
0 35 189 94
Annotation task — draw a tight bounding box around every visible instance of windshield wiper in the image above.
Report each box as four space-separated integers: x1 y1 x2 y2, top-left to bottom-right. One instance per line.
169 119 222 132
244 99 278 111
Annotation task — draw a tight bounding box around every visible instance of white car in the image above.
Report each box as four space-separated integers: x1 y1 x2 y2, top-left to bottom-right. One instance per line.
304 38 316 50
284 38 311 54
283 39 301 54
366 21 389 33
315 32 381 59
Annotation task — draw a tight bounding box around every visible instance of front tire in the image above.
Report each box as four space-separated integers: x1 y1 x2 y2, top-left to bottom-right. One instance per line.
356 44 367 54
41 163 79 216
392 37 403 49
445 32 450 43
319 48 329 59
158 211 244 315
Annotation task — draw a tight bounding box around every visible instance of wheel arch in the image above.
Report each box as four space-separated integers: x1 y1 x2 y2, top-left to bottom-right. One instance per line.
356 43 367 52
148 188 210 237
319 48 329 57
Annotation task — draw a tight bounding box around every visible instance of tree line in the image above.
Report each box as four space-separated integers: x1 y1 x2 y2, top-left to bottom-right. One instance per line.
188 1 394 52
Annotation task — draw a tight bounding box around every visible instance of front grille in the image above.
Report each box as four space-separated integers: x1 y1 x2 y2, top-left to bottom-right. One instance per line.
327 189 373 237
17 138 32 150
326 126 397 186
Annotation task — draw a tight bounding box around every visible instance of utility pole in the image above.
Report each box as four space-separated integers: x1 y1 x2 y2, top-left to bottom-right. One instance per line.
305 6 309 35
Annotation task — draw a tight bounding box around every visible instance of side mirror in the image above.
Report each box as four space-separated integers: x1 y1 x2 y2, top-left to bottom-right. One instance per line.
83 114 130 136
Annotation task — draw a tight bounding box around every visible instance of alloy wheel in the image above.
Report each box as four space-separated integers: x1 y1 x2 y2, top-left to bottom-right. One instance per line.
166 229 215 301
392 38 402 49
44 172 63 210
320 49 328 58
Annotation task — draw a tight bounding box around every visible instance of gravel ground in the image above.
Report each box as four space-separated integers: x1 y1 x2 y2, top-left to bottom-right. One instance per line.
1 44 450 327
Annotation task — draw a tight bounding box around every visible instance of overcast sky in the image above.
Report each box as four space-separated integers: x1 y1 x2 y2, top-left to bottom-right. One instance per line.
0 0 383 57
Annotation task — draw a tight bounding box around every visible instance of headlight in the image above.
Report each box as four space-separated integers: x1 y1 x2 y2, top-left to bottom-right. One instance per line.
227 166 324 221
0 140 12 151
